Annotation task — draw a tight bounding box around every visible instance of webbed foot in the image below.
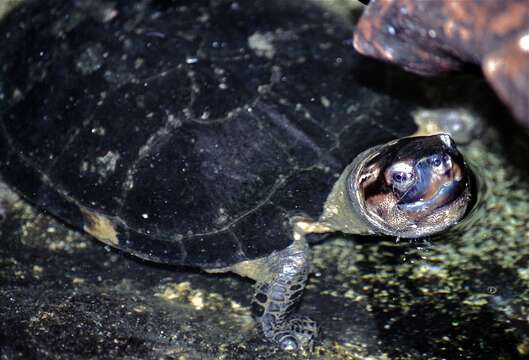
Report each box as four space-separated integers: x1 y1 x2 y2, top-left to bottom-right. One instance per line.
250 239 318 350
270 315 318 351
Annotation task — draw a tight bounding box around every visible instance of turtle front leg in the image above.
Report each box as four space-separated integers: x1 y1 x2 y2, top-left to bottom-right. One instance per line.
250 240 318 350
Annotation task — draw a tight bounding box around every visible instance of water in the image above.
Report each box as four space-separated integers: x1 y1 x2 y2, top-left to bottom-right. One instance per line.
313 116 529 358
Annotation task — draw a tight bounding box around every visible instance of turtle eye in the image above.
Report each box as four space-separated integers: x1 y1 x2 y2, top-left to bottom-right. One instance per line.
386 162 415 192
430 156 442 167
392 171 409 183
390 170 414 192
427 153 452 175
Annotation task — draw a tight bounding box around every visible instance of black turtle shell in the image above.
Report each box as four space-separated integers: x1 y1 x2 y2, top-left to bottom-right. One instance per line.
0 0 416 268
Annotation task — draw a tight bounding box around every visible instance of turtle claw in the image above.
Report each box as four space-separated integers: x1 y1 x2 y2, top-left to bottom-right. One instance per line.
278 335 298 351
272 316 319 351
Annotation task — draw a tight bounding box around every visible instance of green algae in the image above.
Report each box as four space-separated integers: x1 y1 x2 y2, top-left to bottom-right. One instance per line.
312 117 529 358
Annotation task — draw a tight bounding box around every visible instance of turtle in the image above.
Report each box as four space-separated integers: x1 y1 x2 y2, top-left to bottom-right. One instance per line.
0 0 476 350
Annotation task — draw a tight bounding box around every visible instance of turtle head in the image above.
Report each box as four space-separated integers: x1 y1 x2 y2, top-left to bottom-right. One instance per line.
319 134 475 238
347 134 473 238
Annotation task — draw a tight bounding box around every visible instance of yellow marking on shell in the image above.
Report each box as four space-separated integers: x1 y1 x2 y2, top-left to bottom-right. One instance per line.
81 208 119 247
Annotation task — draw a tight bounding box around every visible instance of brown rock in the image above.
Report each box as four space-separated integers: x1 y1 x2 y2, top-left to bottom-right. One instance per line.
354 0 529 128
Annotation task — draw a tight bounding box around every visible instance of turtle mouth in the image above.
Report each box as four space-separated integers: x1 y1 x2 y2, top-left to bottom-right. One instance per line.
396 154 464 216
397 178 462 214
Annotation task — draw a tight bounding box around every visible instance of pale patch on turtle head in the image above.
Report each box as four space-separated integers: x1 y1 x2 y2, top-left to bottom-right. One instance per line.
80 208 119 247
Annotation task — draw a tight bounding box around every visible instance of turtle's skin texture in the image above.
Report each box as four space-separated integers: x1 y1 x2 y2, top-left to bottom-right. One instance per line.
354 0 529 129
0 0 465 350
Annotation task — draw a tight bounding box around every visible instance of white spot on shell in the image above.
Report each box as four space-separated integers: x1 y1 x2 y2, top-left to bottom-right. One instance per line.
91 127 106 135
214 208 228 225
167 113 182 128
76 44 104 75
142 213 149 219
320 96 331 108
248 32 276 59
11 88 23 103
